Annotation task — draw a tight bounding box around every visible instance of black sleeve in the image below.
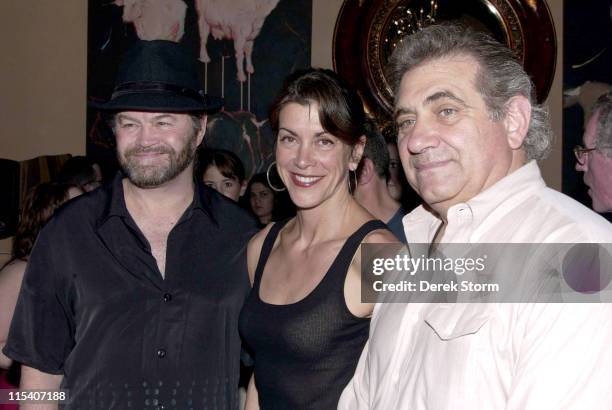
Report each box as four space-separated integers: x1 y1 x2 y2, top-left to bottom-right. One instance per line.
2 221 74 374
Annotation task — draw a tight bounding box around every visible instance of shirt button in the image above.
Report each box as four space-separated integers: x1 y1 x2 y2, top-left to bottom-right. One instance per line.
157 349 166 358
163 293 172 302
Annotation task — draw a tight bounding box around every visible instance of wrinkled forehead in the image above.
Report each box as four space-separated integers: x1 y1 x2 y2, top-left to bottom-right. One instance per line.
394 54 481 110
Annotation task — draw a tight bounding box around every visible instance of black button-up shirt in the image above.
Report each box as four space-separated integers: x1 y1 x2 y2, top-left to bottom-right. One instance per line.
4 173 259 409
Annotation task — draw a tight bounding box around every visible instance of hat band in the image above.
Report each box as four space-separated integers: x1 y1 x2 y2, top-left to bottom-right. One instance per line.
111 81 206 102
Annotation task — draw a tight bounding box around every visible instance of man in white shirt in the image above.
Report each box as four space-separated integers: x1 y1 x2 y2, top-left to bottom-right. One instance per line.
339 23 612 410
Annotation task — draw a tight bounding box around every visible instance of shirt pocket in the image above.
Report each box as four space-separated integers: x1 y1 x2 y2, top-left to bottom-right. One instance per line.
424 304 492 340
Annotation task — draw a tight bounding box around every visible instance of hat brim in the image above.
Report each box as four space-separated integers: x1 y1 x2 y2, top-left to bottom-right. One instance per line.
89 92 223 114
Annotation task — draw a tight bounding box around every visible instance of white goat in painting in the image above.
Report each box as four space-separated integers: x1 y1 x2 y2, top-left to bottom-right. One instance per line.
114 0 187 42
195 0 281 82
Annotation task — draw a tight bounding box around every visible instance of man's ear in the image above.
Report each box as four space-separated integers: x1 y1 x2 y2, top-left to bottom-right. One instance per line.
239 180 247 197
349 135 366 171
196 115 208 146
503 95 531 150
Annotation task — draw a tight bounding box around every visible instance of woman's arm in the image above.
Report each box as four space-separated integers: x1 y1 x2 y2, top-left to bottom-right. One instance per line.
244 373 259 410
344 229 399 318
0 260 27 369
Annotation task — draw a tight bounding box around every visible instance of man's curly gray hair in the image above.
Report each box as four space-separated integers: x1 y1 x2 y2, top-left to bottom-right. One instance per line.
386 23 553 161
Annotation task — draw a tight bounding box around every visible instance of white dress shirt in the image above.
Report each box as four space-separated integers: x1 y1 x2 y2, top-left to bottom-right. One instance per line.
339 161 612 410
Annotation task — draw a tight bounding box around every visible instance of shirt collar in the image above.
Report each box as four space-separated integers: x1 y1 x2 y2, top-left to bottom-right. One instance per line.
463 160 545 218
188 179 217 224
98 172 130 224
97 172 217 227
403 161 546 242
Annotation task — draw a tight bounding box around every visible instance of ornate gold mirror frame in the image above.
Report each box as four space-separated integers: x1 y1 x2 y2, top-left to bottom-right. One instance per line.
333 0 556 119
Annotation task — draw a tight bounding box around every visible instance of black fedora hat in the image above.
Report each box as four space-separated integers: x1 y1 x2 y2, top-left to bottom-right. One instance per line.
90 40 223 113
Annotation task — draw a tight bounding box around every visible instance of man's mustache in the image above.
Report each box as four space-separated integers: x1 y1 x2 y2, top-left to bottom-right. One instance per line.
125 146 173 156
410 152 450 168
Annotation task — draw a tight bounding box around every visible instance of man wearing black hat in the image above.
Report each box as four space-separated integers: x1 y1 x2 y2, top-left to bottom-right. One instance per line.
3 40 258 409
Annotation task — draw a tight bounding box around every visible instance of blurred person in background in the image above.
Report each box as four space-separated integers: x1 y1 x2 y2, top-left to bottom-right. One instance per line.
354 119 407 243
575 91 612 213
245 173 277 226
57 155 103 192
199 148 247 202
0 182 81 399
386 140 404 202
384 131 422 211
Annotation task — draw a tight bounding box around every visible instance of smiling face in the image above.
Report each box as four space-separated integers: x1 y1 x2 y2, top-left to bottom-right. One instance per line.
394 55 521 216
275 102 362 210
203 165 243 201
115 111 205 188
575 112 612 212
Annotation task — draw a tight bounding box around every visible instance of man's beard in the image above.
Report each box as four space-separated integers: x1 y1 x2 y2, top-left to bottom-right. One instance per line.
118 130 198 189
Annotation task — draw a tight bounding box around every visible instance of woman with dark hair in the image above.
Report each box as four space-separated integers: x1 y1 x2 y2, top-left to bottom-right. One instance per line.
244 172 296 227
239 68 398 409
0 183 80 373
245 173 276 226
200 148 247 202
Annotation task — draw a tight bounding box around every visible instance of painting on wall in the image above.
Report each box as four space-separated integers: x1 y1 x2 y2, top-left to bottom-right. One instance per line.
562 0 611 213
87 0 312 180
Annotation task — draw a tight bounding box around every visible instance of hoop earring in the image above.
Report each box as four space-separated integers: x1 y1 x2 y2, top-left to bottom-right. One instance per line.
348 170 358 195
266 161 286 192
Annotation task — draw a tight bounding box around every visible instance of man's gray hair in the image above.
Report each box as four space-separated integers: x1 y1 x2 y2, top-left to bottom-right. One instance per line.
386 23 552 161
591 91 612 157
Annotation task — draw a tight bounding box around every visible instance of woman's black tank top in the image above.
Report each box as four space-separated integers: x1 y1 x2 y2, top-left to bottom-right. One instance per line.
239 219 387 409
